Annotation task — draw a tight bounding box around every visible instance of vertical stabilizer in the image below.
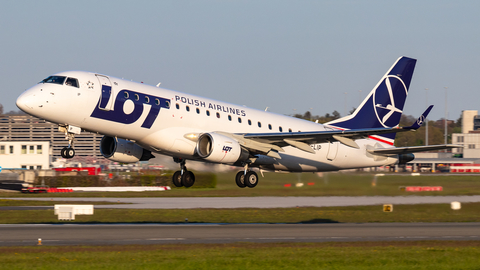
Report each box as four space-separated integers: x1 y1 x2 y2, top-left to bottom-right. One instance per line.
326 56 417 145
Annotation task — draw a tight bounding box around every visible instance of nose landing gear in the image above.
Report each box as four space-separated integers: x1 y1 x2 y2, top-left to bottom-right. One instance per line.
59 125 80 159
61 147 75 159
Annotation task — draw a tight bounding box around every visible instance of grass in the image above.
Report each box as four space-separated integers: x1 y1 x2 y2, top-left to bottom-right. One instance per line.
3 172 480 197
2 173 480 268
2 172 480 224
1 241 480 270
1 203 480 224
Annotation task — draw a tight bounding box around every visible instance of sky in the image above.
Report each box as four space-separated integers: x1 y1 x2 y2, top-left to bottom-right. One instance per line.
1 0 479 121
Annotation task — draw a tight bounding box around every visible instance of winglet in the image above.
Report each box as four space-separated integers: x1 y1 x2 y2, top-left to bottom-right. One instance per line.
406 105 434 130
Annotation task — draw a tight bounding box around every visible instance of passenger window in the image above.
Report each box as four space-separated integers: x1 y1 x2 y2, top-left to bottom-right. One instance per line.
176 103 180 109
258 122 262 128
289 128 292 132
228 115 232 121
124 92 129 98
216 112 220 118
196 108 200 114
155 98 160 105
65 77 79 88
279 127 283 132
248 119 252 125
206 110 210 116
145 96 150 103
238 117 242 123
165 101 170 108
134 94 139 101
268 124 272 130
186 106 190 112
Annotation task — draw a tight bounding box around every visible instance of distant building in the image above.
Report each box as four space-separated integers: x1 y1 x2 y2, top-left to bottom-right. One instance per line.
435 119 454 128
462 110 478 133
0 141 49 169
474 115 480 131
451 110 480 158
0 114 102 159
452 133 480 158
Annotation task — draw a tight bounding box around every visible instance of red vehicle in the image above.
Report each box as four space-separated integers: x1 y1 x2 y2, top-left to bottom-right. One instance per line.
21 185 49 193
53 167 101 175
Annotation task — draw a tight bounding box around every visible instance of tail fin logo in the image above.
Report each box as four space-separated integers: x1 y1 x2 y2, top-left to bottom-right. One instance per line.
373 75 408 128
416 115 425 126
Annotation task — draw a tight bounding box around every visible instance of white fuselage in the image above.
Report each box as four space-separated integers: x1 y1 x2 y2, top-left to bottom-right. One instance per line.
16 71 398 172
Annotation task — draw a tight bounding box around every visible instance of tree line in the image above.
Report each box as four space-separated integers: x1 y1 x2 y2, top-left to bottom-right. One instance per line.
0 104 25 115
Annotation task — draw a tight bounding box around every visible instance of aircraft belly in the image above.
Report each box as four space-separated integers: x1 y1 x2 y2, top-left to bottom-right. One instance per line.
255 142 398 172
139 127 198 156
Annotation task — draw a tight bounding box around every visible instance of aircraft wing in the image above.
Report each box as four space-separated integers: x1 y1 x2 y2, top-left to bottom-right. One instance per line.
367 144 463 155
242 126 412 147
233 106 434 157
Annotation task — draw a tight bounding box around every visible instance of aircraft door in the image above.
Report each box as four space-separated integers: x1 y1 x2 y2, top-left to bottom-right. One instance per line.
96 75 114 111
326 141 338 161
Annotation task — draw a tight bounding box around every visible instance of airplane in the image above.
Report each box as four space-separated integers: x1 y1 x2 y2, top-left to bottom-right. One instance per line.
16 56 459 188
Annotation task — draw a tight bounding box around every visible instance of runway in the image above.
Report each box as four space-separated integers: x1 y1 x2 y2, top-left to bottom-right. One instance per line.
4 195 480 209
1 223 479 246
2 196 480 246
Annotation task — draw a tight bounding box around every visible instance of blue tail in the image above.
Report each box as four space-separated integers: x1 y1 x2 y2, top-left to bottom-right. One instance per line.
326 56 417 145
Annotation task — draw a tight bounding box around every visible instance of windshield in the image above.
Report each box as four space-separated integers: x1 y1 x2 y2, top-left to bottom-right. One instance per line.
41 76 66 85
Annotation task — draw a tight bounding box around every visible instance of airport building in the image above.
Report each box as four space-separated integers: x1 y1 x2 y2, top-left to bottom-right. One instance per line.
0 114 102 162
0 141 50 169
451 110 480 158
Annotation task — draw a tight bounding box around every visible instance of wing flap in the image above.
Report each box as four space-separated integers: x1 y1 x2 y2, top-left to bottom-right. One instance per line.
332 135 360 149
368 144 462 155
283 139 316 154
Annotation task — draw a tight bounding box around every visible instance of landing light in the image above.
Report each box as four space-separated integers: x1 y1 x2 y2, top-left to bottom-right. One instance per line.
184 133 199 142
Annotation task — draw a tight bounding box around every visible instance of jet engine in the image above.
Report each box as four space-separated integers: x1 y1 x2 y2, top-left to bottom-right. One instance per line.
398 153 415 164
196 133 249 164
100 136 154 163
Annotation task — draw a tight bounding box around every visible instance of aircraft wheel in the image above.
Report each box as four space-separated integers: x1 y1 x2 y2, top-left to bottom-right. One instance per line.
182 171 195 188
172 171 183 187
61 147 75 159
66 148 75 158
61 147 67 158
244 171 258 188
235 171 246 188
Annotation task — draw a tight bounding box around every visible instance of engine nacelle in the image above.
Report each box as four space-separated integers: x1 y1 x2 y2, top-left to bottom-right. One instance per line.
397 153 415 164
100 136 154 163
196 133 249 164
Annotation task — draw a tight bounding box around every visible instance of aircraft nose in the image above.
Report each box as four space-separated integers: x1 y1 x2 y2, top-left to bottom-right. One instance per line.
16 91 34 113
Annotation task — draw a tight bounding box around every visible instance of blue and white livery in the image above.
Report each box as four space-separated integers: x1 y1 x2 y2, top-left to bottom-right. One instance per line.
16 56 459 188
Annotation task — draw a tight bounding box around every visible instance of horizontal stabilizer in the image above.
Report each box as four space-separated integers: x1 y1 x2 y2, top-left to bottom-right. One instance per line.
368 144 462 155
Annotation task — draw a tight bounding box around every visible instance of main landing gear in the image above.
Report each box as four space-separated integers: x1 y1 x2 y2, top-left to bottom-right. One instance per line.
235 164 258 188
172 158 195 188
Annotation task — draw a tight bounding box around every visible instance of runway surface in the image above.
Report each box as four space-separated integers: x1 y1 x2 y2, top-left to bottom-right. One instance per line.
3 196 480 246
3 195 480 209
1 222 479 246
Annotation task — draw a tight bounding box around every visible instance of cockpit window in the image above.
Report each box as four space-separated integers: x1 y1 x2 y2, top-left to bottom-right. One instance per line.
65 77 79 88
41 76 66 85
